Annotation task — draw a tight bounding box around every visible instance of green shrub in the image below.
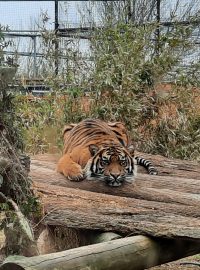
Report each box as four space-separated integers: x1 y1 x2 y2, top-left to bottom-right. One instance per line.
14 2 200 161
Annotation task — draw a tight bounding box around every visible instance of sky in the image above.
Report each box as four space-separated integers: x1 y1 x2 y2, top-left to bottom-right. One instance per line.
0 1 93 75
0 1 97 50
0 1 98 30
0 2 91 52
0 1 77 30
0 0 199 31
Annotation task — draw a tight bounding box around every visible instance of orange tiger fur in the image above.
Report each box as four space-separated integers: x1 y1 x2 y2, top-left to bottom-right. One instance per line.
57 118 136 187
57 118 158 186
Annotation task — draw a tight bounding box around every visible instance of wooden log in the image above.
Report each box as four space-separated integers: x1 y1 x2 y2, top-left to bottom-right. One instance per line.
136 151 200 180
1 235 200 270
31 152 200 179
33 181 200 241
29 153 200 241
91 232 122 244
30 155 200 206
36 227 122 254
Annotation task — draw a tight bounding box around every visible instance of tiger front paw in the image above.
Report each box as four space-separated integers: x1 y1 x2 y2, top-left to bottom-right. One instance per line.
57 154 86 182
62 164 86 182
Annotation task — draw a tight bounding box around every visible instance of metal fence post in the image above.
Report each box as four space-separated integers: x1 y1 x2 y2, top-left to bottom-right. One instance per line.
155 0 161 56
32 36 37 78
55 0 59 75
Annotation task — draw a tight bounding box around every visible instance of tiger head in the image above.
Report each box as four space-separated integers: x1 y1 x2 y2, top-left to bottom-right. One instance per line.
84 144 137 187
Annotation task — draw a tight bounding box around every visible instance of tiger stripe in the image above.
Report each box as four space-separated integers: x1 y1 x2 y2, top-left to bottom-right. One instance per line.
57 119 158 186
135 157 158 175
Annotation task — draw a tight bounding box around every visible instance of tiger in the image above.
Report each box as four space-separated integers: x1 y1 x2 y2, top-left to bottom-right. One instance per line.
57 118 157 187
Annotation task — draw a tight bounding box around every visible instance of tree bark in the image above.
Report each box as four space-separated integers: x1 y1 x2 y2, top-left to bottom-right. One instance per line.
33 181 200 241
30 154 200 206
31 152 200 180
29 153 200 240
1 235 200 270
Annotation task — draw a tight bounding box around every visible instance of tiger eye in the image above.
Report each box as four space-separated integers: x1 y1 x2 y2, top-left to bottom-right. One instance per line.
120 160 127 166
101 158 109 165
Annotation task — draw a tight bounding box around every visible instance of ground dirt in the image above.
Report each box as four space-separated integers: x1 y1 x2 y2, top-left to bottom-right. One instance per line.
150 255 200 270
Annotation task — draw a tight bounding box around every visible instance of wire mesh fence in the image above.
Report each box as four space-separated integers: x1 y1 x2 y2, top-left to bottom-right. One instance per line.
0 0 200 80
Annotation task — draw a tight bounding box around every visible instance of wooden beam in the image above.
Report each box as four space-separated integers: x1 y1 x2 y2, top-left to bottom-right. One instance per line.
1 235 200 270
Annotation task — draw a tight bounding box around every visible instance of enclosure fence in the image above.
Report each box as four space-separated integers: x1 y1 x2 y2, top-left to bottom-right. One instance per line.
0 0 200 80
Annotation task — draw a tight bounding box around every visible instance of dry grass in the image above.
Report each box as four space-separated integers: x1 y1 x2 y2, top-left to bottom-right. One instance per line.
14 82 200 162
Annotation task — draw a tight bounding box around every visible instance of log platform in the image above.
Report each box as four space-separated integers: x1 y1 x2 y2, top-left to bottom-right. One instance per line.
30 152 200 241
1 152 200 270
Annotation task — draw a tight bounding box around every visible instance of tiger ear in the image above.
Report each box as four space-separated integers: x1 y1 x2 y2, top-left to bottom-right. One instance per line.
127 145 135 156
89 144 99 156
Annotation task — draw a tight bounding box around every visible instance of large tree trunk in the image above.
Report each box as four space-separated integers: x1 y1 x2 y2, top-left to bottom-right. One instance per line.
1 235 200 270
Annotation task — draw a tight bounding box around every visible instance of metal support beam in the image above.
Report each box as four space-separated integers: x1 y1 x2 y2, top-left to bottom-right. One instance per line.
32 36 37 78
155 0 161 56
0 0 121 1
54 0 59 75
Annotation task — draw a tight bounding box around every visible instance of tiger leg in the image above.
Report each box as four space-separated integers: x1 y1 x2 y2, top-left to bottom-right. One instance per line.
57 154 85 181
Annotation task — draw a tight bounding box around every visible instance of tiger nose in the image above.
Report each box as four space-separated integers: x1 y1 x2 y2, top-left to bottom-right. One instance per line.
110 173 120 180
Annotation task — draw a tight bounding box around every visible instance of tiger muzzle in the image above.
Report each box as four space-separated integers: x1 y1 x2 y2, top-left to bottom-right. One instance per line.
104 173 125 187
